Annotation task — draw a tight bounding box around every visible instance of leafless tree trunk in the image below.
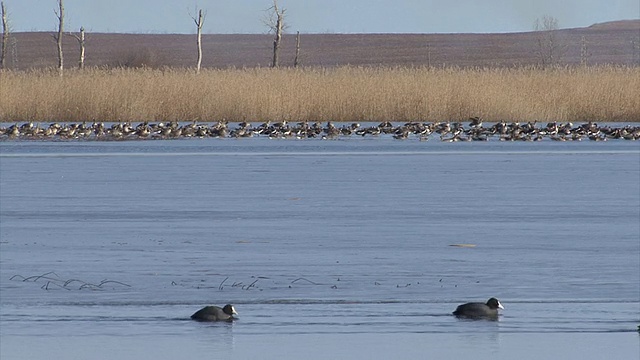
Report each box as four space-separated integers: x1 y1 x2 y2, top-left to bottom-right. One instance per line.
52 0 64 76
631 39 640 67
1 1 8 69
580 35 590 67
68 26 85 69
534 15 563 68
294 31 300 67
192 8 205 74
265 0 285 68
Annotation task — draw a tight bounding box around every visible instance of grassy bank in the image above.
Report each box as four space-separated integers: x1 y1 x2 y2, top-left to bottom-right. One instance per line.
1 66 639 123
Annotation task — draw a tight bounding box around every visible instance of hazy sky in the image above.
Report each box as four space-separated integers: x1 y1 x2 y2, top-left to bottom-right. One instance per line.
3 0 639 34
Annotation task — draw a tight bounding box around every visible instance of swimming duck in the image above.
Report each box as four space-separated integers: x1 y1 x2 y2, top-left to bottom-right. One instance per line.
191 304 238 322
453 298 504 319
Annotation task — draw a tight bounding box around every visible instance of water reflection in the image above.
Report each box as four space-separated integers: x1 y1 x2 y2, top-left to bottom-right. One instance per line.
1 139 638 360
190 320 236 353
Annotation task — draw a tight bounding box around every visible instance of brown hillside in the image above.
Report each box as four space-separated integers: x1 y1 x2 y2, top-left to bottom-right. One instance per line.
3 20 639 70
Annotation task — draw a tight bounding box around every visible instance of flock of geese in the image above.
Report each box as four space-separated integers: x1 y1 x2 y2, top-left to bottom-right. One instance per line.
1 118 639 141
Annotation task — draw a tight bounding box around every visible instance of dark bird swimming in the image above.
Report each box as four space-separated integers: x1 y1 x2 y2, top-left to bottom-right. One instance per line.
191 304 238 322
453 298 504 319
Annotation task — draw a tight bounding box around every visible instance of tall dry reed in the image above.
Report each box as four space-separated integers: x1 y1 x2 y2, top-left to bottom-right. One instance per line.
1 66 638 123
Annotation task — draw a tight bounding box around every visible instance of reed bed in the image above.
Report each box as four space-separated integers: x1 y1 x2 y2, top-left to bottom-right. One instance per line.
1 66 639 123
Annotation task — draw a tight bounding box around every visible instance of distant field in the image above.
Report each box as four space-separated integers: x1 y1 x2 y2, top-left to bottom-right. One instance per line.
1 20 638 124
2 20 639 69
2 66 638 123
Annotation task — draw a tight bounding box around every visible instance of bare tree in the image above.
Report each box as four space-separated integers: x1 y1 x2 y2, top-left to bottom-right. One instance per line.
580 35 590 67
191 8 206 74
293 31 300 67
68 26 85 69
52 0 64 76
8 35 15 67
533 15 563 67
264 0 285 68
632 38 640 67
1 1 8 69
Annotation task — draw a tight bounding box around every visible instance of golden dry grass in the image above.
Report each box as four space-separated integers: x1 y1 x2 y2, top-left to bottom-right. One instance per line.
1 65 639 123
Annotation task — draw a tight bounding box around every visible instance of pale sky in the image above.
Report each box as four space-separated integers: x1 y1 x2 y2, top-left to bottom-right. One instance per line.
3 0 639 34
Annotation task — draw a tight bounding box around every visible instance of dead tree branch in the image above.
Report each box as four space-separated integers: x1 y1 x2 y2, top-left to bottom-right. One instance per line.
67 26 85 69
191 8 206 74
264 0 286 68
52 0 64 76
294 31 300 67
0 1 8 69
533 15 564 68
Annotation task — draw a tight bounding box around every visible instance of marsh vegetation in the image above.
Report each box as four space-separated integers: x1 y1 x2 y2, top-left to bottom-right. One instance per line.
1 65 638 124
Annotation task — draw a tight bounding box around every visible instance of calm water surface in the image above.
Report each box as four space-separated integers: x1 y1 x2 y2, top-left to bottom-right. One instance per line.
1 138 639 359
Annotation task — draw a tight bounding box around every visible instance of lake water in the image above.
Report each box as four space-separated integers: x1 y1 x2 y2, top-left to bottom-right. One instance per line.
1 137 639 359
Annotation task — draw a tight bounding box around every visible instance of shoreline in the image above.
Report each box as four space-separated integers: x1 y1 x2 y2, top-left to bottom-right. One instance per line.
2 120 639 142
